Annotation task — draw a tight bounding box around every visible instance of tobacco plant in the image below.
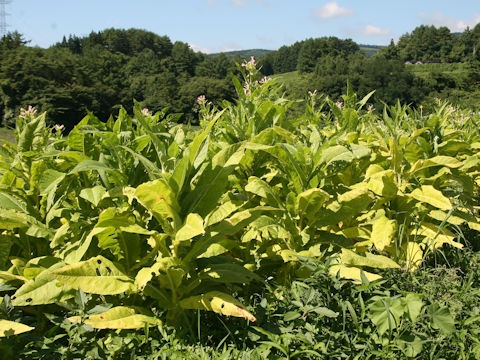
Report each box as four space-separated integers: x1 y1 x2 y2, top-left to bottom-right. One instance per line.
0 60 479 336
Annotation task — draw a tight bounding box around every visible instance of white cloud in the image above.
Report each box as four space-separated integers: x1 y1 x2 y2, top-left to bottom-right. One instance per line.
313 2 355 19
419 12 480 32
229 0 248 7
189 43 213 54
206 0 220 6
362 24 390 36
254 0 270 6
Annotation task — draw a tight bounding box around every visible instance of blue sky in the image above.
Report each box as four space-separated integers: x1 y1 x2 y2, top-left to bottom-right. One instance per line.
7 0 480 53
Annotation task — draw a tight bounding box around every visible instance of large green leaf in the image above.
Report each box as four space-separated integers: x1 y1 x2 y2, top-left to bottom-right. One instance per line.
51 256 135 295
38 169 65 195
409 156 463 174
370 216 397 251
329 264 382 283
135 179 181 232
368 297 405 335
0 320 34 337
0 192 27 212
412 223 462 249
69 306 161 329
339 249 400 269
0 209 30 229
200 263 263 284
429 304 455 334
182 143 245 217
408 185 452 210
175 213 204 243
79 186 107 206
366 170 397 198
205 200 243 227
404 293 423 323
12 262 75 306
245 177 281 208
17 112 47 153
180 291 256 321
296 188 330 215
68 160 116 174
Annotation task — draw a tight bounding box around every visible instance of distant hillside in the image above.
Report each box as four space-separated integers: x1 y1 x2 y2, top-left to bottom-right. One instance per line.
215 46 383 59
210 49 273 58
359 45 384 58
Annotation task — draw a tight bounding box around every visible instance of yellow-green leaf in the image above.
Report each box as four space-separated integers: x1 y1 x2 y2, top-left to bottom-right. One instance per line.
51 256 135 295
412 223 462 249
12 262 75 306
339 249 400 269
367 170 397 198
408 186 452 210
0 320 34 337
296 188 330 218
175 213 204 242
180 291 256 321
329 264 382 283
135 179 181 230
404 242 423 271
370 216 396 251
68 306 161 329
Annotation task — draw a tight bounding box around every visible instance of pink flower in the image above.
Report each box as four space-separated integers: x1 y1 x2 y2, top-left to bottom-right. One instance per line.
18 105 37 118
243 82 251 96
260 76 272 84
141 108 150 115
241 56 256 71
197 95 207 105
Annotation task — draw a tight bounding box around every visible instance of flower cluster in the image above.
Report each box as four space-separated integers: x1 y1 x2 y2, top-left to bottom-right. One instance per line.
259 76 272 84
141 108 150 116
241 56 256 72
19 105 37 119
197 95 206 105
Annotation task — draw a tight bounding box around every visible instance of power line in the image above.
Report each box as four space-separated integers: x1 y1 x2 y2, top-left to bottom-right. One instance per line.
0 0 11 37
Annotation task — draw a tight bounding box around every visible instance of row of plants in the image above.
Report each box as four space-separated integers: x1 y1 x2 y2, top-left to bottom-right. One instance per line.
2 247 480 359
1 59 480 357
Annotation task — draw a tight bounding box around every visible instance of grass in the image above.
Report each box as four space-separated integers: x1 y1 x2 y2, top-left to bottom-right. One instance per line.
0 127 15 144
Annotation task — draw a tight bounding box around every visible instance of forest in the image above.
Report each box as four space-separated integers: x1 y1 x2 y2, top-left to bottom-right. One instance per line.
0 23 480 133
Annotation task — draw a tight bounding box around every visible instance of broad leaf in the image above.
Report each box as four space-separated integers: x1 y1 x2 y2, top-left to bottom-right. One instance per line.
200 263 262 284
175 213 204 243
12 262 75 306
0 320 34 337
79 186 107 206
370 216 396 251
51 256 135 295
69 306 161 329
339 249 400 269
180 291 256 321
408 186 452 210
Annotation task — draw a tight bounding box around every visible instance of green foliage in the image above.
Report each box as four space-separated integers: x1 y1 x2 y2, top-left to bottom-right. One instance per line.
0 28 235 129
1 58 480 359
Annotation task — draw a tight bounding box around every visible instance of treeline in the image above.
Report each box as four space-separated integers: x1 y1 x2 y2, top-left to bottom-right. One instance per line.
1 24 480 130
0 29 239 130
381 24 480 62
256 24 480 109
258 37 360 75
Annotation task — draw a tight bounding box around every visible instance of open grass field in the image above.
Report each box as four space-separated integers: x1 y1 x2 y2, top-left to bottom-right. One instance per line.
0 127 15 144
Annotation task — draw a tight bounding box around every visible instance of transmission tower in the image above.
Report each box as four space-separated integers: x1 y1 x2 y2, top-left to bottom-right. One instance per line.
0 0 11 37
